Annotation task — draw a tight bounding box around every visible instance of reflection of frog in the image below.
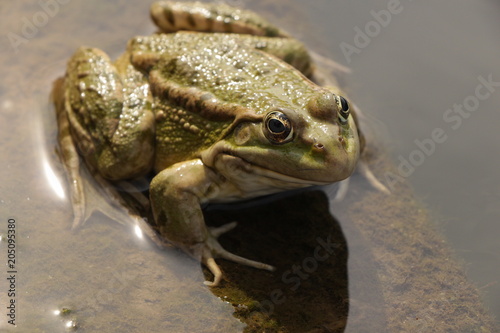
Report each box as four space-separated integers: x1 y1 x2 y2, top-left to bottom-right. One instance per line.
54 1 369 286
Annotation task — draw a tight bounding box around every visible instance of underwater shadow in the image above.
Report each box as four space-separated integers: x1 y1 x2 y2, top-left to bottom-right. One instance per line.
205 190 350 333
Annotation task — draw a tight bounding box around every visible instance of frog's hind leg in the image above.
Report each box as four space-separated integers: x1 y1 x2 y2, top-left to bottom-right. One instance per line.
64 47 155 181
55 86 164 247
54 77 134 228
53 77 87 227
150 2 315 76
55 48 157 239
150 1 289 37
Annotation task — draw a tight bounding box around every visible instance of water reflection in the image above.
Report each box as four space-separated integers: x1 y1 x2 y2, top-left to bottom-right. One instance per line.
133 223 144 239
43 159 66 200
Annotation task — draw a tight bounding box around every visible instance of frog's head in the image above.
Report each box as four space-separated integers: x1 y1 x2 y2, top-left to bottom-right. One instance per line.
205 90 360 187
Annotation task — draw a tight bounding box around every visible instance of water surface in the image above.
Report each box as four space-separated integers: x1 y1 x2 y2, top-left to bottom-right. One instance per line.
0 0 498 331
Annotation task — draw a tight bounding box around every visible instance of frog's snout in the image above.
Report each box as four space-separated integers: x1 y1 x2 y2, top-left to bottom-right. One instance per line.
308 130 349 156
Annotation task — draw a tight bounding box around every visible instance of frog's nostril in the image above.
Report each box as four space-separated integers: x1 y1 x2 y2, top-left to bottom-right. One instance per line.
338 136 348 149
313 143 325 152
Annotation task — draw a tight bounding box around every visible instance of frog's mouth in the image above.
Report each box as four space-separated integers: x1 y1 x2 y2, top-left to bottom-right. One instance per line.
209 153 330 202
201 141 355 188
215 150 334 184
241 159 332 185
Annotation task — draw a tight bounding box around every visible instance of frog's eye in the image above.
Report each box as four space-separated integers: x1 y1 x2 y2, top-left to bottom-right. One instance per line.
263 111 293 144
336 95 350 124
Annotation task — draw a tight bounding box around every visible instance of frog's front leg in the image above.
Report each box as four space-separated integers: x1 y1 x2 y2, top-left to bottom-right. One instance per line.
150 159 274 286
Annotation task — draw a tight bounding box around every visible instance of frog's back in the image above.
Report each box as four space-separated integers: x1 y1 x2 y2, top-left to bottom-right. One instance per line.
129 33 319 171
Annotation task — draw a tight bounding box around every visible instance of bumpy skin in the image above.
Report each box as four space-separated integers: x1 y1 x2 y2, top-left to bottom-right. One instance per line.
55 1 361 286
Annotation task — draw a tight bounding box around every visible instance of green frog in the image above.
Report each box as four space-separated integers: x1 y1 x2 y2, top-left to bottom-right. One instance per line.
54 1 373 286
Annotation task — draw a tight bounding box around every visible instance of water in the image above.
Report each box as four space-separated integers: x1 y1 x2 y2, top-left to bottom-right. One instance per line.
0 0 498 331
325 0 500 320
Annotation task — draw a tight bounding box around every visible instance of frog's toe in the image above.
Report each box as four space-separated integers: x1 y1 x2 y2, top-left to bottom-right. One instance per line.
332 178 350 202
201 224 275 286
358 160 390 194
202 246 275 287
213 244 275 272
208 222 275 271
203 257 223 287
202 253 275 287
209 221 238 237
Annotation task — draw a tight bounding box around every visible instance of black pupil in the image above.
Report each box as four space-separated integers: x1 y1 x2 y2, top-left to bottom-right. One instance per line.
339 96 349 111
269 119 285 133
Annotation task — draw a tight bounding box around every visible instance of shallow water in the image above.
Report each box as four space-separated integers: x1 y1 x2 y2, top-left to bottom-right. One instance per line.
0 0 498 332
332 0 500 320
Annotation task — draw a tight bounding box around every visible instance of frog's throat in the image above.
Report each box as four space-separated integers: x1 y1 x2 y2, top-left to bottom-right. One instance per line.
200 142 329 186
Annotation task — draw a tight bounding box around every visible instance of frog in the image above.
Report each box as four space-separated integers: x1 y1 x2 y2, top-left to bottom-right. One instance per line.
53 1 376 286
